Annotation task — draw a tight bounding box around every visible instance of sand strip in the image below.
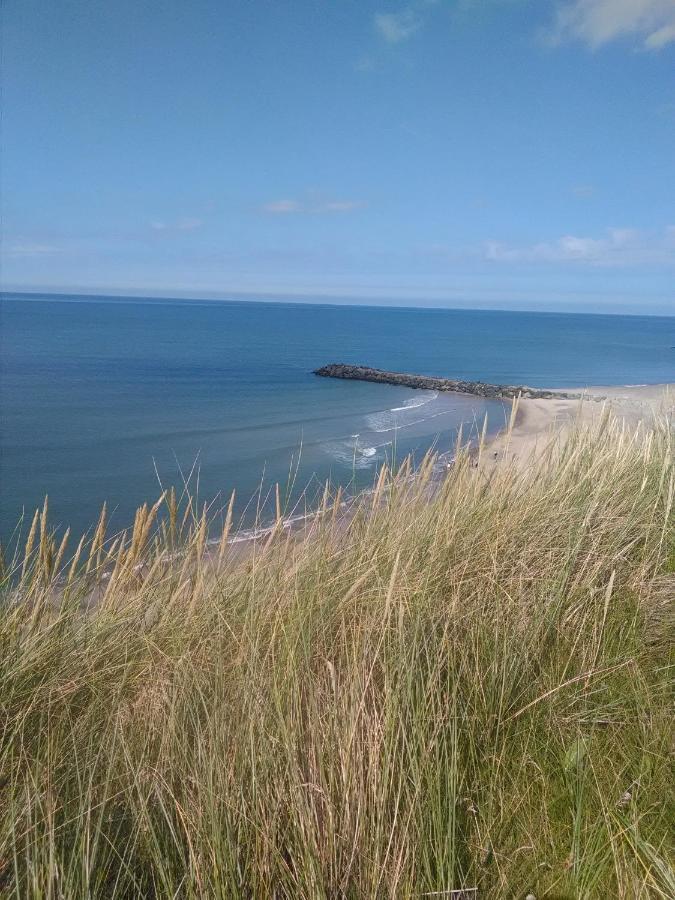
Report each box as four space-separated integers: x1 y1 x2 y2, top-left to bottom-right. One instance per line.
482 383 673 472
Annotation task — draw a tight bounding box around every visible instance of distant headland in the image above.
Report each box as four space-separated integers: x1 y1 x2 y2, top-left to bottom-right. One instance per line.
314 363 583 401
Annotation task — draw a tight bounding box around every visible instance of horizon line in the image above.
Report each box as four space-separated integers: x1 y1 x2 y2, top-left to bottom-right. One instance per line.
2 287 674 319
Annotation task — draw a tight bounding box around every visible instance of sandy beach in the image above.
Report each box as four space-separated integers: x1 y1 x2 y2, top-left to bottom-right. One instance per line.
483 383 674 472
224 382 674 552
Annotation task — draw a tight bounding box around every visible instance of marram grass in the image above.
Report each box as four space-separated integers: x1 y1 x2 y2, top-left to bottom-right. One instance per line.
0 412 673 898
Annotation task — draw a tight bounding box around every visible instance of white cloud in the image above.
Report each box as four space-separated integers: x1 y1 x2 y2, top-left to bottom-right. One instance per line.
262 199 362 215
644 20 675 46
485 227 675 267
548 0 675 50
374 9 422 43
151 217 203 232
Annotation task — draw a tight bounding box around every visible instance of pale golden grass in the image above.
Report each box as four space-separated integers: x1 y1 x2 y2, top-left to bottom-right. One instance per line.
0 410 673 898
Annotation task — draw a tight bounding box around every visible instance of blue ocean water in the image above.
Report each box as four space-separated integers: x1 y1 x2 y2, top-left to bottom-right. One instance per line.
1 293 673 542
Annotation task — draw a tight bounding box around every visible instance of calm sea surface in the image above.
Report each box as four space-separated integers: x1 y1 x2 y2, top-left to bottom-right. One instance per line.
1 293 673 541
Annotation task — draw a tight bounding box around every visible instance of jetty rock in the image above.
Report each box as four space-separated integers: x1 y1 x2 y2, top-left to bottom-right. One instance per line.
314 364 583 401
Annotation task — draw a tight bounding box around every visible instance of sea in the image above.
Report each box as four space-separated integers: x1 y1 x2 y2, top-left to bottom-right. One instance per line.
1 293 673 543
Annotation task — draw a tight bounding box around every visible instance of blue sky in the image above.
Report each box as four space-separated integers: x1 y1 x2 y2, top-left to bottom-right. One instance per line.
2 0 674 314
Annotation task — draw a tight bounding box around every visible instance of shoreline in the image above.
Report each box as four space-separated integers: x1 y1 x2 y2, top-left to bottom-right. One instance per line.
220 381 673 551
51 380 674 605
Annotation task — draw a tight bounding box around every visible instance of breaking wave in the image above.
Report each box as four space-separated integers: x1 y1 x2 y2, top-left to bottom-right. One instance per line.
321 435 393 469
389 390 438 412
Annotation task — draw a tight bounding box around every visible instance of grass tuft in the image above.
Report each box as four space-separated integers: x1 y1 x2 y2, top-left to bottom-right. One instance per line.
0 411 673 897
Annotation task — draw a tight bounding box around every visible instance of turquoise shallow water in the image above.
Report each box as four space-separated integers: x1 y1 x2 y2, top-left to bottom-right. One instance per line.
1 293 673 541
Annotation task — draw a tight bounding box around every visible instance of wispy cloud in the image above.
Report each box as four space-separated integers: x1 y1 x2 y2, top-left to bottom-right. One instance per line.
374 9 422 43
262 199 363 215
353 55 376 72
485 226 675 267
546 0 675 50
572 184 596 198
150 217 203 232
645 20 675 48
321 200 363 212
261 200 303 215
5 242 61 257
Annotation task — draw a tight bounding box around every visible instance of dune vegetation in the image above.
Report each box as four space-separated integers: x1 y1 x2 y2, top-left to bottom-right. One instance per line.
0 409 673 898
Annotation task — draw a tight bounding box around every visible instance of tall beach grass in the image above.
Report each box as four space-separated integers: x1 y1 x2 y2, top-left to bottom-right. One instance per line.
0 409 673 898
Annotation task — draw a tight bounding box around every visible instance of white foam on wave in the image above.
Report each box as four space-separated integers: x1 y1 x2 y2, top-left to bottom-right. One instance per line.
321 436 393 468
367 409 450 434
224 509 318 545
365 410 393 432
321 441 373 469
389 390 438 412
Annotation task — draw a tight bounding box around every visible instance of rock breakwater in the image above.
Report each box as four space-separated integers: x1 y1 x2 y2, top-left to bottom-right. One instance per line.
314 364 583 401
